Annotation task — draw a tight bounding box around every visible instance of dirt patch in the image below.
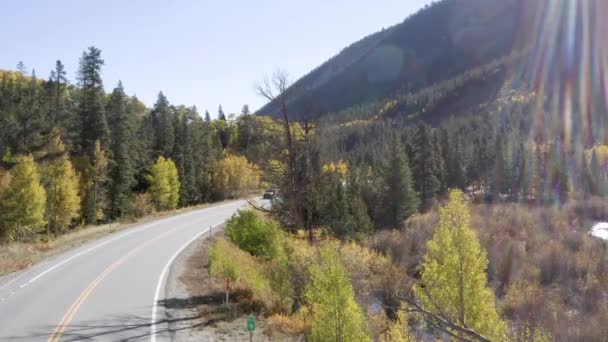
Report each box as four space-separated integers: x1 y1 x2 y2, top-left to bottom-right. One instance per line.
166 229 273 342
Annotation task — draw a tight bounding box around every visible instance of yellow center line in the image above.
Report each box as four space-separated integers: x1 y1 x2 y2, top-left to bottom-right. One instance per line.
47 226 180 342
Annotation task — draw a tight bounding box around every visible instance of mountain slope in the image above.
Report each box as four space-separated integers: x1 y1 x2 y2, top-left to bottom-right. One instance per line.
258 0 532 121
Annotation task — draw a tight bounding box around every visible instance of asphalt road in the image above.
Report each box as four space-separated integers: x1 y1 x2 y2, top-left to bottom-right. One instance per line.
0 200 252 342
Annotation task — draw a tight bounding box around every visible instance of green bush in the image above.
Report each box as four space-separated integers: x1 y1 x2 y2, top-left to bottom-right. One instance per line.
225 209 284 260
209 238 274 307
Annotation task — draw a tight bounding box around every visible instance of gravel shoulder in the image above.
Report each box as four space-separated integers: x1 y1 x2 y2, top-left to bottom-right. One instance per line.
165 227 272 342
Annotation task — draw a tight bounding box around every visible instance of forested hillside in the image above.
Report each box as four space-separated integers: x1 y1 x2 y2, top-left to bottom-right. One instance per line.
0 48 267 242
258 0 533 120
2 0 608 340
234 0 608 339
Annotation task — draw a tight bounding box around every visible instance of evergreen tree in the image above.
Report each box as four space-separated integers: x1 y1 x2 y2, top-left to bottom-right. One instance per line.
412 123 440 210
434 130 447 194
77 46 109 156
383 135 419 228
81 140 108 224
150 92 175 157
13 70 47 154
0 155 47 242
218 104 227 121
204 110 211 123
492 134 511 200
16 61 27 75
415 189 506 340
175 107 198 205
446 137 466 190
107 82 135 218
241 104 250 116
306 243 370 342
516 144 531 201
215 118 232 150
49 60 68 125
319 166 351 237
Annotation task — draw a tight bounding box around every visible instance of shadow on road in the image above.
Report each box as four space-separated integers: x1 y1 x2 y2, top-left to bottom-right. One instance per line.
6 298 212 342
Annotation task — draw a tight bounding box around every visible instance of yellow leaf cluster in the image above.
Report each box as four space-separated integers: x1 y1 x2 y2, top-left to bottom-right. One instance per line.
215 154 260 198
415 189 506 340
322 160 349 177
147 156 180 210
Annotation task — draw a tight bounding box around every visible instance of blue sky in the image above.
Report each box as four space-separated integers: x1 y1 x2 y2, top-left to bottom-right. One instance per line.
0 0 433 117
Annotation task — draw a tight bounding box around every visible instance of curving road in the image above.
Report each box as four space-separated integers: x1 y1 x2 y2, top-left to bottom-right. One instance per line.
0 200 250 341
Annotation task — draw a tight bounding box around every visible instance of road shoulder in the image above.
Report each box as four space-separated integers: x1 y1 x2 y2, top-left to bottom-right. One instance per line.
165 228 271 342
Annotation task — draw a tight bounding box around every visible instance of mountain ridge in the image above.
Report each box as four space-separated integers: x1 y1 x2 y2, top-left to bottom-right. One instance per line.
257 0 531 122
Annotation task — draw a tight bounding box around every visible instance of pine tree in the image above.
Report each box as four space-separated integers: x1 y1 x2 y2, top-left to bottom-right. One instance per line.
347 174 374 239
42 137 80 236
151 92 175 157
383 135 419 228
81 141 108 224
0 155 47 242
306 243 370 342
107 82 135 218
241 104 250 116
77 46 109 157
319 165 351 237
516 145 530 201
14 69 47 154
492 134 510 200
204 110 211 123
434 130 447 194
49 60 68 125
16 61 27 75
412 123 440 210
218 104 227 121
446 137 466 190
175 107 197 205
415 189 506 340
147 156 180 210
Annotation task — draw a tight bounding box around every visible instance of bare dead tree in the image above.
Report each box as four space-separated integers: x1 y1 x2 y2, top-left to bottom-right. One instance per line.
256 70 306 233
386 279 492 342
302 120 316 243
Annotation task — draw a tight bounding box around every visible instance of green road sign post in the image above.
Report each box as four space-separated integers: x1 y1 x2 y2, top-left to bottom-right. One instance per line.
247 315 256 342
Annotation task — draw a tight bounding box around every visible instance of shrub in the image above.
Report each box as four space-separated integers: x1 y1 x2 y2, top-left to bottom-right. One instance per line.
305 242 370 342
209 238 273 307
225 209 284 260
130 193 155 218
266 312 309 337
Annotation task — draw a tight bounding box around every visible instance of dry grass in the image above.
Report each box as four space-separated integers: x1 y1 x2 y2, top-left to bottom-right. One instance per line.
0 199 242 276
370 198 608 341
177 231 274 341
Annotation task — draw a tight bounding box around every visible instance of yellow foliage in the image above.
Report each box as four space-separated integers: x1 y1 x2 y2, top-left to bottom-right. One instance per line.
305 242 370 342
267 312 310 337
368 305 415 342
147 156 180 210
0 155 47 242
586 145 608 164
43 156 81 234
415 189 506 340
322 160 349 177
215 154 261 199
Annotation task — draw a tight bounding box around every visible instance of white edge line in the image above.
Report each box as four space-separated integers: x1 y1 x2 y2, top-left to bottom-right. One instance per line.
150 220 225 342
22 202 242 287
